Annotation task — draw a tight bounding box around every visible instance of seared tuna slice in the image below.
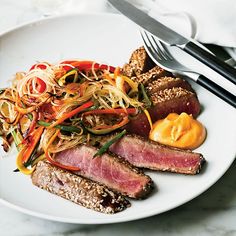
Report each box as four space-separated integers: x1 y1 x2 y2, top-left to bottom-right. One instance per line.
54 145 153 199
133 66 170 85
105 135 205 175
149 87 201 119
146 76 193 94
125 112 151 138
122 46 155 77
32 161 130 214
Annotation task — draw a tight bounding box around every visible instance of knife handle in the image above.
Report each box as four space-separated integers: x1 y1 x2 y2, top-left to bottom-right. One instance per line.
184 42 236 86
197 74 236 108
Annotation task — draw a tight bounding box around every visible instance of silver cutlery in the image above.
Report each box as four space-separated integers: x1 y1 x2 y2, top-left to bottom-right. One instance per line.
141 30 236 108
108 0 236 86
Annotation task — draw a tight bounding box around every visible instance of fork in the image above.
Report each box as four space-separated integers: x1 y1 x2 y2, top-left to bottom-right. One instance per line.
141 30 236 109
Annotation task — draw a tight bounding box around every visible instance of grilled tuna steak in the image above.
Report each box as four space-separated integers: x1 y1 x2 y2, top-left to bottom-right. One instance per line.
126 87 201 137
54 145 153 199
104 135 205 175
32 161 130 214
146 76 193 94
122 46 155 77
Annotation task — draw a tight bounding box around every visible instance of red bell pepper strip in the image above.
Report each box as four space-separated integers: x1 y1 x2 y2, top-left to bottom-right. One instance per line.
29 63 49 71
82 108 138 116
29 63 47 93
60 60 116 73
35 78 47 93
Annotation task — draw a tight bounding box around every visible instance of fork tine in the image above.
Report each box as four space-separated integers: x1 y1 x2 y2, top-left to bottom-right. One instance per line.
140 31 163 67
143 31 173 61
155 40 174 60
148 34 173 60
141 30 172 71
140 30 183 73
140 31 153 55
141 31 162 60
148 34 170 60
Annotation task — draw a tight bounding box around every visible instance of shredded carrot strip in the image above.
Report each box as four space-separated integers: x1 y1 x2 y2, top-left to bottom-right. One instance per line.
12 112 22 126
143 109 153 130
48 100 94 129
45 129 60 152
103 73 116 86
114 67 120 79
93 116 129 130
22 126 45 163
44 129 80 171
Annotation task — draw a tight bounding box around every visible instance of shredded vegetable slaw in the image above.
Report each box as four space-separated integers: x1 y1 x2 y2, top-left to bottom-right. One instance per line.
0 59 150 174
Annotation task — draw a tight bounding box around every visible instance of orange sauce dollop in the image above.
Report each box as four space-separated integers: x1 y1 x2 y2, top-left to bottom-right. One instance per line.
149 112 206 149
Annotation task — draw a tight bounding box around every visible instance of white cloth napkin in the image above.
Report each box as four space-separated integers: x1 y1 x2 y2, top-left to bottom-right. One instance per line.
121 0 236 59
149 0 236 47
137 0 236 59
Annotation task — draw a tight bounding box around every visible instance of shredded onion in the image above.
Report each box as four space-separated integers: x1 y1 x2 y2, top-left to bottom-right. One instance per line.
0 59 145 164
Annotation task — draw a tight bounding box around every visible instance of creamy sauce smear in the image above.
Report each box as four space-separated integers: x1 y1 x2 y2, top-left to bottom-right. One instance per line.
149 112 206 149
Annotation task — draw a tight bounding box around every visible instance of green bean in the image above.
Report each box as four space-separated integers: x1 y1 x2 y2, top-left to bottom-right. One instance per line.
140 83 152 108
93 130 127 158
37 120 82 133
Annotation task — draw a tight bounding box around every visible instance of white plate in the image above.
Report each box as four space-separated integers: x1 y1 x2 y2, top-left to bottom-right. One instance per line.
0 13 235 224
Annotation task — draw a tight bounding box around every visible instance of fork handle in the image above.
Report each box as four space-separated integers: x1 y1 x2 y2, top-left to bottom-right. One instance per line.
184 42 236 85
197 75 236 108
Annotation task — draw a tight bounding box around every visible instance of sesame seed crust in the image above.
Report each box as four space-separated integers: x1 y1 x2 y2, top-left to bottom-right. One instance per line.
31 161 130 214
151 87 195 104
133 66 168 85
122 46 155 77
146 76 193 94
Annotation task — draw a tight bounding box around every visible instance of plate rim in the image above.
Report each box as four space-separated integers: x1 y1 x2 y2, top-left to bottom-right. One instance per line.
0 12 235 224
0 11 122 37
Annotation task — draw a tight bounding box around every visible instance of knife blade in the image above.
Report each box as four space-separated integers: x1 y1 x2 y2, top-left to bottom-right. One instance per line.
108 0 236 86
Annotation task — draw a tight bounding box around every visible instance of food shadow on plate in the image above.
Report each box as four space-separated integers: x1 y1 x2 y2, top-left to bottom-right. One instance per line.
62 162 235 235
81 161 235 234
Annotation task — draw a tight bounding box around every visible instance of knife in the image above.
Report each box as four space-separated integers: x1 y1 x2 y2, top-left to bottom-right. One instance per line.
108 0 236 86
